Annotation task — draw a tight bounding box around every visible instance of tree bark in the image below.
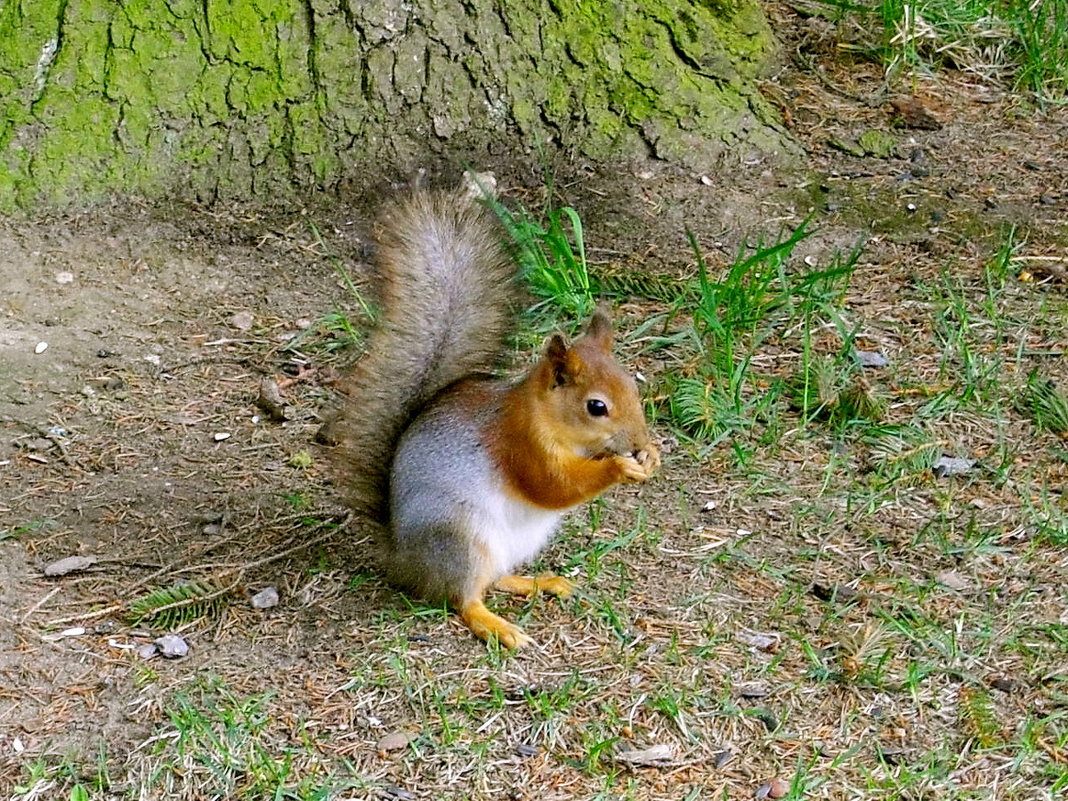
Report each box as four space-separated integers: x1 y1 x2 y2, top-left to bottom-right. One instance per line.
0 0 794 211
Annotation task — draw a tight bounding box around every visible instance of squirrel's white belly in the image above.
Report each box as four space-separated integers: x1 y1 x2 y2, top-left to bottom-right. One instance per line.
477 492 564 576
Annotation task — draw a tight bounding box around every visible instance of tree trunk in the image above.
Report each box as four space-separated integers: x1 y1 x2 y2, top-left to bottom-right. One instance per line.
0 0 793 211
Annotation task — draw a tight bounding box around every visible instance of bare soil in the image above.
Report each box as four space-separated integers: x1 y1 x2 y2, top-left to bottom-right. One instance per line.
1 15 1067 801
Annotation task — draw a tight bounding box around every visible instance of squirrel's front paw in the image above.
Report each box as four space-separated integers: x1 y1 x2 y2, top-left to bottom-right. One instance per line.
615 446 658 483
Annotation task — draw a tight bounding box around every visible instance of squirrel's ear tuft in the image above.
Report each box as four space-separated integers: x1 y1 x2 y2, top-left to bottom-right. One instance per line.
583 310 614 352
546 333 579 387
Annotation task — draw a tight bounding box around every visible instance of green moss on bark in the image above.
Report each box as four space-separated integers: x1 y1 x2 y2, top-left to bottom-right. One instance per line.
0 0 793 211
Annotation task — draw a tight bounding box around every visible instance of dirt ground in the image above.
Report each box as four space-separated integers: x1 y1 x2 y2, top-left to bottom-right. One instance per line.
2 12 1067 801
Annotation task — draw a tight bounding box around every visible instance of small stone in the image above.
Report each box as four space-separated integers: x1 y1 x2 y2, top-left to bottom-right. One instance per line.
99 376 125 391
811 582 858 602
935 570 971 591
713 750 733 769
932 456 975 478
768 777 790 798
251 587 279 610
229 311 254 331
376 730 415 752
212 432 231 442
137 643 160 660
154 634 189 658
737 683 771 698
34 342 48 354
889 97 942 130
516 743 540 757
257 377 288 422
737 632 778 652
855 350 888 369
384 786 414 800
989 676 1017 693
43 555 97 577
55 271 75 284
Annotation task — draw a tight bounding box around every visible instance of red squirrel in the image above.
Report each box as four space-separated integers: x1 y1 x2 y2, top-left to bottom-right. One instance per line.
329 189 659 648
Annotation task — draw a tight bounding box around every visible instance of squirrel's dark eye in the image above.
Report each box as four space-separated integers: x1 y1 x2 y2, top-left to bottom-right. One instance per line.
586 399 609 417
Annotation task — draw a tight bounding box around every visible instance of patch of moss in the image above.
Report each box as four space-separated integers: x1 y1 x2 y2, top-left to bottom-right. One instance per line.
0 0 790 212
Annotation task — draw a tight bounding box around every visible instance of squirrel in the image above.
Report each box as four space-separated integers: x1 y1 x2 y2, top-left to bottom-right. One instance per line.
327 188 659 648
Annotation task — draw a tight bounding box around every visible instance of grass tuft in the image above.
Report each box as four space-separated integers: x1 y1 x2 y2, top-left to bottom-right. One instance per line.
1018 369 1068 435
808 0 1068 101
490 199 595 322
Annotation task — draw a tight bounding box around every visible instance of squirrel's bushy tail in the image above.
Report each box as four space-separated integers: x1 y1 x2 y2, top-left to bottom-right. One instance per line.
330 191 517 521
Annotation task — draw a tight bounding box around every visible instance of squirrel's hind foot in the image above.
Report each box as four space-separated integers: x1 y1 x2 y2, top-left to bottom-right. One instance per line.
496 574 574 598
460 599 533 649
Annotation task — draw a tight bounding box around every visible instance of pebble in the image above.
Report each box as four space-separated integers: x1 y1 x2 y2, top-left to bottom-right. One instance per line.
932 456 975 478
34 342 48 354
935 570 971 591
154 634 189 658
376 730 415 752
229 311 254 331
213 432 231 442
989 676 1016 693
55 271 75 284
768 777 790 798
515 743 540 757
811 582 858 602
251 587 279 610
43 555 97 577
137 643 160 660
736 632 778 652
855 349 888 369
